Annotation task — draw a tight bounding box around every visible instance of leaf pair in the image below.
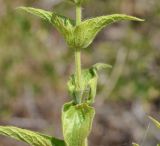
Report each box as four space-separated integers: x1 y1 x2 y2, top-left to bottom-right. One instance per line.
17 7 144 49
62 102 95 146
67 63 111 104
0 126 65 146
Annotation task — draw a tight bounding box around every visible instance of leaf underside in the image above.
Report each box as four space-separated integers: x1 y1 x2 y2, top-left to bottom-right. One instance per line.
62 102 95 146
0 126 65 146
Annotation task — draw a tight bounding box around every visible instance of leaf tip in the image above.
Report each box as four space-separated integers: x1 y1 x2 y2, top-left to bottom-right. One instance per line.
93 63 112 71
136 18 145 22
126 15 145 22
16 6 27 11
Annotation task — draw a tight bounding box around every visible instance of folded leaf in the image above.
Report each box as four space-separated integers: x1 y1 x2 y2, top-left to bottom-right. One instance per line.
67 63 111 104
0 126 65 146
62 102 95 146
149 116 160 129
74 14 144 48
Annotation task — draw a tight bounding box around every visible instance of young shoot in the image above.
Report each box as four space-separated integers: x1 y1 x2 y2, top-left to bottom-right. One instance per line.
0 0 144 146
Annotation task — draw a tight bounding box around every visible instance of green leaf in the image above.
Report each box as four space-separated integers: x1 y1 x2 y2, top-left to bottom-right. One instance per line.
17 7 75 45
132 143 140 146
157 144 160 146
0 126 65 146
17 8 144 49
51 13 75 44
67 63 111 104
74 14 144 48
149 116 160 129
62 102 95 146
17 7 53 23
92 63 112 71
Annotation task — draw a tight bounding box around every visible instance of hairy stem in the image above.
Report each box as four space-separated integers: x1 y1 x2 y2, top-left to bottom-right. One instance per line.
76 5 82 25
75 7 88 146
75 49 81 89
75 5 82 102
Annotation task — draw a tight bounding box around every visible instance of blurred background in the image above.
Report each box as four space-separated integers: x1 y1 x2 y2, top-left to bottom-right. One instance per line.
0 0 160 146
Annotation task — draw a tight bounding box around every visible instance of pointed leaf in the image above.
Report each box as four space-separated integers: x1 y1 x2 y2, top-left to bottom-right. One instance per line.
0 126 65 146
17 7 53 23
62 102 95 146
149 116 160 129
92 63 112 71
17 8 144 49
17 7 75 45
74 14 144 48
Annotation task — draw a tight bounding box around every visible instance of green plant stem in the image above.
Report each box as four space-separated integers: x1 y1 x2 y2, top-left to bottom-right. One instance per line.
75 8 88 146
75 5 82 101
75 49 81 89
76 5 82 25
